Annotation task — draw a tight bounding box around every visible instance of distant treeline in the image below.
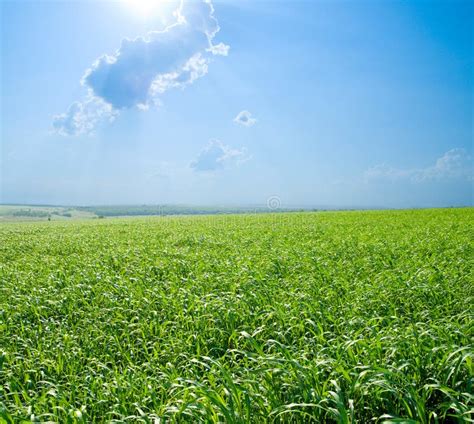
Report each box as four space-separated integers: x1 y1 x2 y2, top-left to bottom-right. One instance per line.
12 209 50 218
11 209 73 218
79 205 297 217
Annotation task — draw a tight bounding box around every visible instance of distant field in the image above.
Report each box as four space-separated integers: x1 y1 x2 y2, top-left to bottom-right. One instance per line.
0 204 296 222
0 205 96 221
0 209 472 422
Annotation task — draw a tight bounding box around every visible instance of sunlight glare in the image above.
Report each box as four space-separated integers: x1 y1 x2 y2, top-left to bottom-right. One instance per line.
125 0 162 17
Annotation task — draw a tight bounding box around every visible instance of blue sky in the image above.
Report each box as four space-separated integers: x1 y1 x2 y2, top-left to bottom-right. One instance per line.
1 0 472 208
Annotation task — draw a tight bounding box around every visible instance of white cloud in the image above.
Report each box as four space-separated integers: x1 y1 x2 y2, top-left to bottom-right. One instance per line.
365 148 473 183
52 96 117 136
208 42 230 56
53 0 229 136
234 110 257 127
150 52 209 96
418 148 473 181
190 140 250 172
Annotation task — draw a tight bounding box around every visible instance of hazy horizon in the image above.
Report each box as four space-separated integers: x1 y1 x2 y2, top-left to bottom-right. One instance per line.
1 202 472 212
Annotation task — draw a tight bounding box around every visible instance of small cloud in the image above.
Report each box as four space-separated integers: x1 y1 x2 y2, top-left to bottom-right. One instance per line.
365 148 473 183
53 0 229 135
234 110 257 127
190 139 250 172
52 96 117 136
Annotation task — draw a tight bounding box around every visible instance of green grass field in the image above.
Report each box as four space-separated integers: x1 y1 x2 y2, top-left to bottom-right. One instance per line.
0 209 472 422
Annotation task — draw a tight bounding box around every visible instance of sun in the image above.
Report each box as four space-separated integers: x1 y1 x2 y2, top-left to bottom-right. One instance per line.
125 0 162 17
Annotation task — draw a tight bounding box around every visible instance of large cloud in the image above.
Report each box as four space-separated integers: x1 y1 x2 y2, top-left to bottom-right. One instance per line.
53 0 228 135
365 148 473 182
190 140 250 172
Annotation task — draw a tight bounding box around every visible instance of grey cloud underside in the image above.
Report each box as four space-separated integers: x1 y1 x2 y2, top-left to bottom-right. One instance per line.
53 0 228 135
84 29 208 109
83 0 226 110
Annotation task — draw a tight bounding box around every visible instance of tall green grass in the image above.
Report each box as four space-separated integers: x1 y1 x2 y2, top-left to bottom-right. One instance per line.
0 209 472 422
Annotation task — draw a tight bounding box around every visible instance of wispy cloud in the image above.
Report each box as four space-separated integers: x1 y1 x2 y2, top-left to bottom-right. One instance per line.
234 110 257 127
53 0 229 136
365 148 473 183
190 140 250 172
148 161 174 180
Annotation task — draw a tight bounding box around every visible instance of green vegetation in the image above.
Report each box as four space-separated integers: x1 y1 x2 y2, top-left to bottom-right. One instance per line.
0 209 472 422
0 206 96 222
12 209 50 218
0 204 294 222
78 205 286 217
